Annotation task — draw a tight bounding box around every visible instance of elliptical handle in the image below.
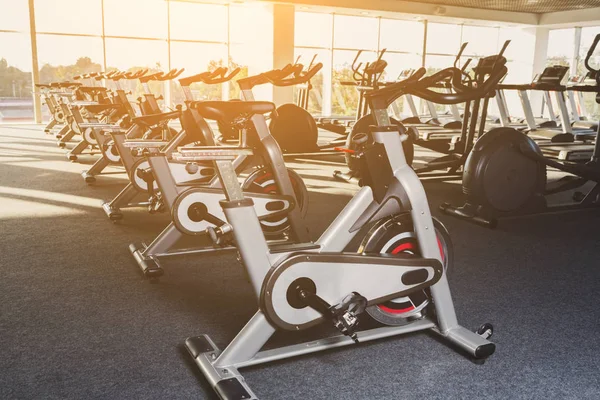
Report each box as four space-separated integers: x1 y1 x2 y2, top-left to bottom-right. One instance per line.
454 42 468 68
585 33 600 74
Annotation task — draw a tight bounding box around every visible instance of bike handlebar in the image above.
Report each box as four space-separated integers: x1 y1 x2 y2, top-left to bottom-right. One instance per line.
203 67 241 84
262 63 323 87
157 68 185 81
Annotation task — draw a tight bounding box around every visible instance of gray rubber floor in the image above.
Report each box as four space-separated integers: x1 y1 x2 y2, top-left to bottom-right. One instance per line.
1 124 599 399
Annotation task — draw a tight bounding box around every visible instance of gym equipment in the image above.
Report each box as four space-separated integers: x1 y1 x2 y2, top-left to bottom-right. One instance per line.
35 82 78 134
440 34 600 228
268 50 386 157
127 66 318 278
335 46 508 183
183 67 502 398
96 68 240 218
494 65 597 162
80 68 236 185
401 42 470 131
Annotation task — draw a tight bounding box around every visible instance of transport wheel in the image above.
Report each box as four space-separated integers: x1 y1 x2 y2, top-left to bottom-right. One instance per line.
476 323 494 339
358 212 452 326
244 168 308 238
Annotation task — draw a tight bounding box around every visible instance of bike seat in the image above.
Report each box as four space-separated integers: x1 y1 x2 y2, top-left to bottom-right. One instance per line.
193 101 275 124
78 86 109 94
50 82 82 89
131 110 181 128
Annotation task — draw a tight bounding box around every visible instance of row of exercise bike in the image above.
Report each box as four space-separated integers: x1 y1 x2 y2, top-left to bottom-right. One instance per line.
36 34 600 400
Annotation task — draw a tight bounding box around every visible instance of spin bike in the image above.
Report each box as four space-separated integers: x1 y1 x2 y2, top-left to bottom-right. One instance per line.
80 68 231 185
126 65 320 278
181 66 501 398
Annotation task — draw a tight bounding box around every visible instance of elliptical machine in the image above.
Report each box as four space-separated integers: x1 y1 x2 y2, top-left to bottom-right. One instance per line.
181 64 503 399
267 50 388 157
440 34 600 228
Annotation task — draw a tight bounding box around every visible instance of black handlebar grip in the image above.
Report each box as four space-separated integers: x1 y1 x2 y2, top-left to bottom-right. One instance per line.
585 33 600 73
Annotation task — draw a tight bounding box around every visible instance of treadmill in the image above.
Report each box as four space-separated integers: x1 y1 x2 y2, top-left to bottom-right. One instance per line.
496 65 596 161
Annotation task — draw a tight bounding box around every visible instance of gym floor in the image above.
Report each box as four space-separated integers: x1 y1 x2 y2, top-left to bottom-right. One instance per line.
1 125 599 399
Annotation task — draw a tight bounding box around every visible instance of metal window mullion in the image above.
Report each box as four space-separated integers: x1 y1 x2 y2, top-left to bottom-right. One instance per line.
572 27 582 76
325 13 334 117
35 31 102 38
420 20 428 115
28 0 42 123
101 0 107 71
165 0 172 108
224 3 230 101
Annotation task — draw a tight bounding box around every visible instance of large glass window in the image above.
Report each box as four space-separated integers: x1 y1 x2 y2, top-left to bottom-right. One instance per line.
333 15 379 50
547 28 575 67
170 42 227 106
104 0 167 39
461 25 499 57
34 0 102 35
169 2 227 42
0 0 30 32
37 35 104 83
293 48 329 115
295 12 332 48
579 27 600 75
0 32 33 122
106 38 168 100
332 49 377 116
426 23 461 55
379 19 424 54
578 27 600 120
229 3 273 101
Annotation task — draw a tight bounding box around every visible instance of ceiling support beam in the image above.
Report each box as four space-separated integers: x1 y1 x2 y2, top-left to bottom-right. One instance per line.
267 0 538 26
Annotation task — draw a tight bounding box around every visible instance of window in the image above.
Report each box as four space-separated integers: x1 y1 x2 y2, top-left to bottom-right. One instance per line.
0 32 33 122
578 26 600 119
461 25 499 57
229 3 273 101
169 42 227 106
498 27 535 64
295 12 332 48
293 48 330 115
103 0 167 39
0 0 30 32
379 19 424 54
547 28 575 67
169 2 227 42
37 35 104 83
332 49 377 116
34 0 102 35
106 38 168 100
579 26 600 75
333 15 379 50
426 23 461 55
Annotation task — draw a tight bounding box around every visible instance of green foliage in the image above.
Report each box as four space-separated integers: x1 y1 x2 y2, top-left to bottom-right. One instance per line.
39 57 102 84
331 64 358 116
0 58 32 98
227 57 248 100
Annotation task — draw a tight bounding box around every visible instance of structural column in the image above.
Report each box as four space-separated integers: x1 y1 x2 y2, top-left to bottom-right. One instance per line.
28 0 42 123
272 4 295 106
528 27 550 116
